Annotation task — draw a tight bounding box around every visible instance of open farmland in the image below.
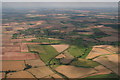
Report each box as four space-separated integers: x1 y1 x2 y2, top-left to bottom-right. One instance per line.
20 43 29 52
2 46 21 52
60 51 74 64
96 27 118 41
50 74 62 78
31 38 61 44
98 36 118 42
94 65 112 74
25 59 45 67
98 27 118 34
67 45 92 58
1 3 119 79
82 65 113 78
84 73 118 78
70 58 100 68
1 52 39 60
67 46 84 57
55 65 97 78
86 45 118 59
106 54 119 64
2 61 25 71
27 67 55 78
93 54 119 75
0 73 5 78
28 44 59 63
51 44 69 52
6 71 35 78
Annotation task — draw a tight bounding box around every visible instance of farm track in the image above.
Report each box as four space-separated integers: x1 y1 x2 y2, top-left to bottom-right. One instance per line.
48 45 71 80
3 23 118 79
2 25 69 79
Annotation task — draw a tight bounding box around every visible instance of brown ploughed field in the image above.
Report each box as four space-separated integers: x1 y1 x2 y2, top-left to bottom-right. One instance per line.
2 61 25 71
55 65 97 78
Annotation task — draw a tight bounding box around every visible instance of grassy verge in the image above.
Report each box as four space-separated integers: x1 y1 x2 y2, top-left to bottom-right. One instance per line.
84 73 119 78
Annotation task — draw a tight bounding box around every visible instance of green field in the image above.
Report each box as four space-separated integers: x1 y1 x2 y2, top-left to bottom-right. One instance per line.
28 44 59 64
22 38 62 44
67 46 84 57
70 58 100 68
67 46 91 58
32 38 61 43
81 47 92 58
50 58 61 68
85 73 118 78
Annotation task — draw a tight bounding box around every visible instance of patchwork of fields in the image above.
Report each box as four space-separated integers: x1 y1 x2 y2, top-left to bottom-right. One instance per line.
1 21 119 79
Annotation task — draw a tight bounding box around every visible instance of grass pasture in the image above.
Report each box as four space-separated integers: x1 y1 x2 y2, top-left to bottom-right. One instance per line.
70 58 99 68
68 46 84 57
28 44 59 64
85 73 119 78
68 46 92 58
31 38 61 44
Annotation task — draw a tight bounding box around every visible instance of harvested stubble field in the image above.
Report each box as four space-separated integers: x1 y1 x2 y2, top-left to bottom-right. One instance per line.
10 39 23 43
50 74 62 78
93 55 119 75
94 65 112 74
99 27 118 34
25 59 45 67
86 45 118 59
1 52 39 60
27 66 55 78
60 51 74 64
94 45 118 53
24 38 37 41
20 43 29 52
98 36 118 42
43 73 62 78
2 42 14 46
6 71 35 78
55 54 66 59
2 61 25 71
2 46 21 52
81 65 112 78
55 65 97 78
83 37 97 42
0 73 5 78
97 27 118 41
106 54 119 65
51 44 69 53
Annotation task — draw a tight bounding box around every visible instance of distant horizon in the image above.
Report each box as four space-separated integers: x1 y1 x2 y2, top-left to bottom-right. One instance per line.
2 0 120 2
2 2 118 9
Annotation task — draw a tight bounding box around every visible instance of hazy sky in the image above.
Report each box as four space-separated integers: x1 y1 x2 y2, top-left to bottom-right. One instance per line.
2 0 120 2
2 2 118 9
